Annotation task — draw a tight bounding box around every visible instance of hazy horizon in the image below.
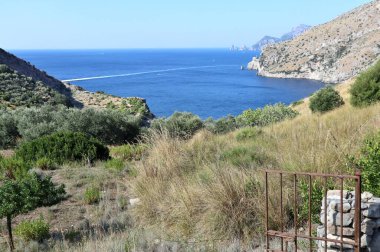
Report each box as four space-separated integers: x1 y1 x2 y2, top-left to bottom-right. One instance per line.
1 0 372 50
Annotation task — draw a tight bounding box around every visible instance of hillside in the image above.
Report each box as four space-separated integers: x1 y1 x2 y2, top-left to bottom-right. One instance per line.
248 0 380 83
0 65 71 108
0 49 153 117
0 49 78 106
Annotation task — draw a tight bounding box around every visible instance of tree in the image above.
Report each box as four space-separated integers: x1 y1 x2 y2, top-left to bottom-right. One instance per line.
0 172 65 251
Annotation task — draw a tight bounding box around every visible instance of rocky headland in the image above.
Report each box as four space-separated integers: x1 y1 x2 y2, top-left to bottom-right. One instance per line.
248 0 380 83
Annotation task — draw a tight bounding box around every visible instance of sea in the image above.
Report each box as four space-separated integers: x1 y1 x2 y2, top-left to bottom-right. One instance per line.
11 49 324 119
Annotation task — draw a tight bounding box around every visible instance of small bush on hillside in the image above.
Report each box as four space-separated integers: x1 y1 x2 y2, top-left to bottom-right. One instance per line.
309 86 344 113
110 144 146 161
15 217 50 242
16 131 109 165
237 103 298 127
151 112 204 139
0 157 30 180
204 115 238 134
35 157 56 170
84 185 101 204
355 132 380 196
350 60 380 107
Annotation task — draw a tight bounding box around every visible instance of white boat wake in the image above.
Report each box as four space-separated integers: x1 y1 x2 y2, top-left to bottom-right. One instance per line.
62 65 239 82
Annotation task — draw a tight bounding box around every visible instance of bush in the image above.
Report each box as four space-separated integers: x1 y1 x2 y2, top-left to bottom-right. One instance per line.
110 144 146 161
84 185 101 204
35 157 56 170
204 115 238 134
0 157 30 180
356 132 380 196
16 131 110 165
15 217 50 242
151 112 204 139
237 103 298 127
105 158 125 171
12 106 141 145
0 111 19 148
309 86 344 113
350 60 380 107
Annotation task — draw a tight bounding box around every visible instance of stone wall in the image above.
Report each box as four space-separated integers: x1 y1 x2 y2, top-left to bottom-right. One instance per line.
318 190 380 251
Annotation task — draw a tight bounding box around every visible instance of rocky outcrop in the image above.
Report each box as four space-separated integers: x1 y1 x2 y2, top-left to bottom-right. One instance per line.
249 0 380 83
65 83 154 119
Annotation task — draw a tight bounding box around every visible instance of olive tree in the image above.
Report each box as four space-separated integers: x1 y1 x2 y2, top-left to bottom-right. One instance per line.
0 170 65 251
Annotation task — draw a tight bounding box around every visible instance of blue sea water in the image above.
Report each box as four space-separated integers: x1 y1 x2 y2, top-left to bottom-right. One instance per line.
11 49 324 119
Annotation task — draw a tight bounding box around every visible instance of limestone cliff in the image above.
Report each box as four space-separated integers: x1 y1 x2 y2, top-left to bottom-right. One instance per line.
248 0 380 83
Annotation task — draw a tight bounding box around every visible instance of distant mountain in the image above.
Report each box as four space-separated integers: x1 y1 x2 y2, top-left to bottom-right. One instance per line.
251 25 311 52
280 24 311 41
251 36 281 52
248 0 380 83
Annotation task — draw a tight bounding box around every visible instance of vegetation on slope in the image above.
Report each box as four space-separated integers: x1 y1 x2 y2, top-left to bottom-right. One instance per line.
0 65 70 108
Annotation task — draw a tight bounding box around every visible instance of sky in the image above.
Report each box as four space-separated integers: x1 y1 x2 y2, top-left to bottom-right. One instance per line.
1 0 372 49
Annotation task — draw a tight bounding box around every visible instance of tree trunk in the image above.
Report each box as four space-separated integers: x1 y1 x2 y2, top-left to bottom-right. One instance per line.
6 215 14 251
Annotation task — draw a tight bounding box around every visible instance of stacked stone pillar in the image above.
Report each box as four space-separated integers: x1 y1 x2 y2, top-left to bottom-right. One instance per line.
317 190 380 251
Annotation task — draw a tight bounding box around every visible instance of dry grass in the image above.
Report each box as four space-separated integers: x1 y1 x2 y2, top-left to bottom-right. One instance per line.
131 101 380 243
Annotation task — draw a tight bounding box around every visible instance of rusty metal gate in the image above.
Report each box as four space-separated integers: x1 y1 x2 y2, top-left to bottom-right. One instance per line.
264 170 362 252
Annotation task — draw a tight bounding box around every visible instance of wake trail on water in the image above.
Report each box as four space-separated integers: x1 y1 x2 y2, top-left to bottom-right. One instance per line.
62 65 239 82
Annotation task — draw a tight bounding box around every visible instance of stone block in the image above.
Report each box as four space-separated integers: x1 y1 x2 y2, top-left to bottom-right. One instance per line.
325 234 354 249
361 218 377 236
361 234 372 248
363 203 380 218
330 201 351 212
327 190 353 199
326 211 353 226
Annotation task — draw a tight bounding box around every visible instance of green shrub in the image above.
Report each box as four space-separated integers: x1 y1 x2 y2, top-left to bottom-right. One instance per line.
105 158 125 171
0 111 19 149
16 131 109 165
35 157 56 170
0 157 30 180
237 103 298 127
151 112 204 139
12 106 141 145
350 60 380 107
356 132 380 196
15 217 50 242
236 127 262 141
309 86 344 113
110 144 146 161
204 115 238 134
84 185 101 204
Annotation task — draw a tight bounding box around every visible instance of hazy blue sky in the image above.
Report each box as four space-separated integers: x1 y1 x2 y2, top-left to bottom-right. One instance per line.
1 0 372 49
